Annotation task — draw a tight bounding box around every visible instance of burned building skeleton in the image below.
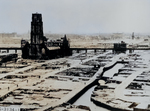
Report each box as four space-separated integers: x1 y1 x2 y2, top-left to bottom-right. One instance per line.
22 13 72 59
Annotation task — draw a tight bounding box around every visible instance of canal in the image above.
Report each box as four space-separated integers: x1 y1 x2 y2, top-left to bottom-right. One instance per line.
73 63 124 111
73 86 110 111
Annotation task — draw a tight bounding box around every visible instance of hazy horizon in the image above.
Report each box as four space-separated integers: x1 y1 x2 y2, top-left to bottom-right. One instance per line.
0 0 150 34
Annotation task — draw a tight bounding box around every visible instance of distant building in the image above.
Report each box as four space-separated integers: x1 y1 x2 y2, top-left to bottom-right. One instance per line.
0 32 17 37
113 41 127 53
111 33 123 39
132 32 134 39
22 13 72 59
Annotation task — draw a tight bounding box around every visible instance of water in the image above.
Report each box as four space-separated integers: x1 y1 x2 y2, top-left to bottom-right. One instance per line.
103 64 124 77
73 86 110 111
73 63 124 111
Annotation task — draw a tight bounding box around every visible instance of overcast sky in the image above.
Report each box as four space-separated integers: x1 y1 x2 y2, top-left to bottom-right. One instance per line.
0 0 150 34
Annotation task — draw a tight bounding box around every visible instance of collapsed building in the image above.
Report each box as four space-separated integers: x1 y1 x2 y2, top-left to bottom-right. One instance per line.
22 13 72 59
0 54 18 66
